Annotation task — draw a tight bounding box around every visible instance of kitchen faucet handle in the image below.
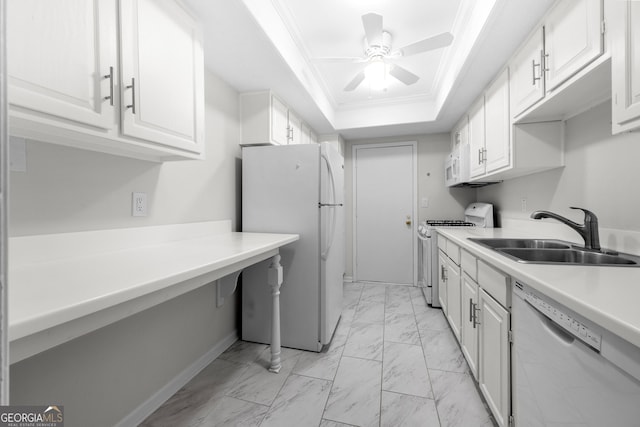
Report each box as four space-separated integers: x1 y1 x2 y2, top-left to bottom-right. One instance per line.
569 207 598 222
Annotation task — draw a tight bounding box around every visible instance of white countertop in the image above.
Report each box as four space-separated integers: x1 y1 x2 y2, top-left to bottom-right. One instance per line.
436 227 640 349
8 222 298 362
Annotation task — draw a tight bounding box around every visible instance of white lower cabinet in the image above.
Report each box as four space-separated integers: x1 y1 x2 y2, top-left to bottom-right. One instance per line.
438 237 463 341
445 256 462 341
455 248 512 427
438 250 448 313
478 288 511 427
461 272 479 379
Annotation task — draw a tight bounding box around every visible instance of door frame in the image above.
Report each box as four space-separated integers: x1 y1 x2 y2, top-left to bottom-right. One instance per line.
352 141 418 285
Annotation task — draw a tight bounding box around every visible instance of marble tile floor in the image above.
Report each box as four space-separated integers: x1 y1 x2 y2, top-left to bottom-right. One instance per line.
141 282 496 427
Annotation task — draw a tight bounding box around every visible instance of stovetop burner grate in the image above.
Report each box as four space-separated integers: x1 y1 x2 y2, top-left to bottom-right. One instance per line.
425 220 476 227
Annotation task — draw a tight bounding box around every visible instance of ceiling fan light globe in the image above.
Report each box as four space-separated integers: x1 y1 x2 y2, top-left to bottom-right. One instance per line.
365 59 387 90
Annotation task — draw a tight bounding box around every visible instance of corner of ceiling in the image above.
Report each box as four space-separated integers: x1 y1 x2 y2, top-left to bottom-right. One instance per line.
240 0 501 138
240 0 337 125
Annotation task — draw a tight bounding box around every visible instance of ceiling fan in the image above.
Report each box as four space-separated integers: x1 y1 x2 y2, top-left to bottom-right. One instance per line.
317 13 454 91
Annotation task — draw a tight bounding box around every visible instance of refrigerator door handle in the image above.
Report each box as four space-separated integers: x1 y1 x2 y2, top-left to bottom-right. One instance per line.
321 153 337 260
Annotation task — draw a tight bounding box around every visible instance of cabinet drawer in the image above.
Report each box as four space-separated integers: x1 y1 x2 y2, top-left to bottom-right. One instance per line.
461 249 477 280
478 260 509 308
448 241 461 265
437 235 447 253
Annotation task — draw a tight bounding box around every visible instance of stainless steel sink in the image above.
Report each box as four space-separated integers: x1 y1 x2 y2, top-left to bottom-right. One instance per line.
468 238 640 267
498 248 639 265
469 238 572 249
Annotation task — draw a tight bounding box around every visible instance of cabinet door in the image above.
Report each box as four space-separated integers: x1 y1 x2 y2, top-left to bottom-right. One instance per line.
7 0 116 130
478 289 510 427
300 122 311 145
509 26 544 117
612 0 640 132
446 257 462 341
438 251 448 313
544 0 603 92
451 115 468 151
484 69 510 174
468 98 485 178
271 95 289 145
288 110 302 145
120 0 204 153
461 273 479 379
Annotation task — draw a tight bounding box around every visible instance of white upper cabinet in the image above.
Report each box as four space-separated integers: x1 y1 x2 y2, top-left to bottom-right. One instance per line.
7 0 116 130
287 110 302 145
7 0 205 161
612 0 640 133
544 0 603 92
120 0 205 154
468 97 485 179
483 69 510 175
509 0 605 122
469 69 510 179
271 94 290 145
451 115 468 152
510 27 545 118
240 91 317 146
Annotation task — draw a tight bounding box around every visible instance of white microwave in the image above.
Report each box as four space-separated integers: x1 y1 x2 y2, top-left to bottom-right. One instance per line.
445 143 499 188
444 148 460 187
445 143 471 187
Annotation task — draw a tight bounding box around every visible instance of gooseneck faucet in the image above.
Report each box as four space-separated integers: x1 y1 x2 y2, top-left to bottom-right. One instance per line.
530 207 601 251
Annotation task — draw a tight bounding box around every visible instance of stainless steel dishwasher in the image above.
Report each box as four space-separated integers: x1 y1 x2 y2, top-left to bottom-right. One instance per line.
512 281 640 426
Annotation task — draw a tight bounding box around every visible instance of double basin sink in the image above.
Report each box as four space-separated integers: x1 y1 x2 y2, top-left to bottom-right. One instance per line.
468 238 640 267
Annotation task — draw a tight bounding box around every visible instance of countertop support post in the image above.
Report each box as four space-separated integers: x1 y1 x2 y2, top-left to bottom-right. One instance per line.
267 253 283 373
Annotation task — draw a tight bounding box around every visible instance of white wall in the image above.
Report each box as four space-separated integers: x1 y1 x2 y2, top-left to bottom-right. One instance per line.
9 70 242 426
478 101 640 240
9 74 241 236
344 134 476 279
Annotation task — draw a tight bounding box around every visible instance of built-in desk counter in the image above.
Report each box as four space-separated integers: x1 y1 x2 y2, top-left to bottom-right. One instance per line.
9 221 298 368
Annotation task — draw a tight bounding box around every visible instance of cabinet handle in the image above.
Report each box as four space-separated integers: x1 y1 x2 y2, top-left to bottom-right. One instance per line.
473 303 481 328
478 148 483 164
126 78 136 114
469 299 473 323
441 265 448 281
532 59 541 85
482 148 487 163
543 51 550 73
103 66 114 106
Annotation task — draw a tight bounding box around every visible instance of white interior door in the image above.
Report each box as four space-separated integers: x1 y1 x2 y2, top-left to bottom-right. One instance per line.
353 142 416 284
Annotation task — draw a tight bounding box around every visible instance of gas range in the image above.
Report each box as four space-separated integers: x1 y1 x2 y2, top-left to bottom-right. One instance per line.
418 203 494 307
425 219 476 227
418 220 476 239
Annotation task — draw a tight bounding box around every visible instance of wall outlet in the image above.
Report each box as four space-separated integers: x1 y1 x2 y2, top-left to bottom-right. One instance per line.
421 197 429 208
132 192 147 217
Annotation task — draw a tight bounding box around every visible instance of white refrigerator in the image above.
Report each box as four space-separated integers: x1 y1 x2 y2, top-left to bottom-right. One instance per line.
241 143 345 352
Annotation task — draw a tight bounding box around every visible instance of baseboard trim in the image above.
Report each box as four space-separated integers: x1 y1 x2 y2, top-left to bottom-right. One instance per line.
115 330 238 427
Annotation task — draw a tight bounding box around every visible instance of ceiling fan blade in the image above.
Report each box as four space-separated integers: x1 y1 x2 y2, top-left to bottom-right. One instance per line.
312 57 368 64
362 13 383 46
389 65 419 85
398 32 454 57
344 71 366 91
